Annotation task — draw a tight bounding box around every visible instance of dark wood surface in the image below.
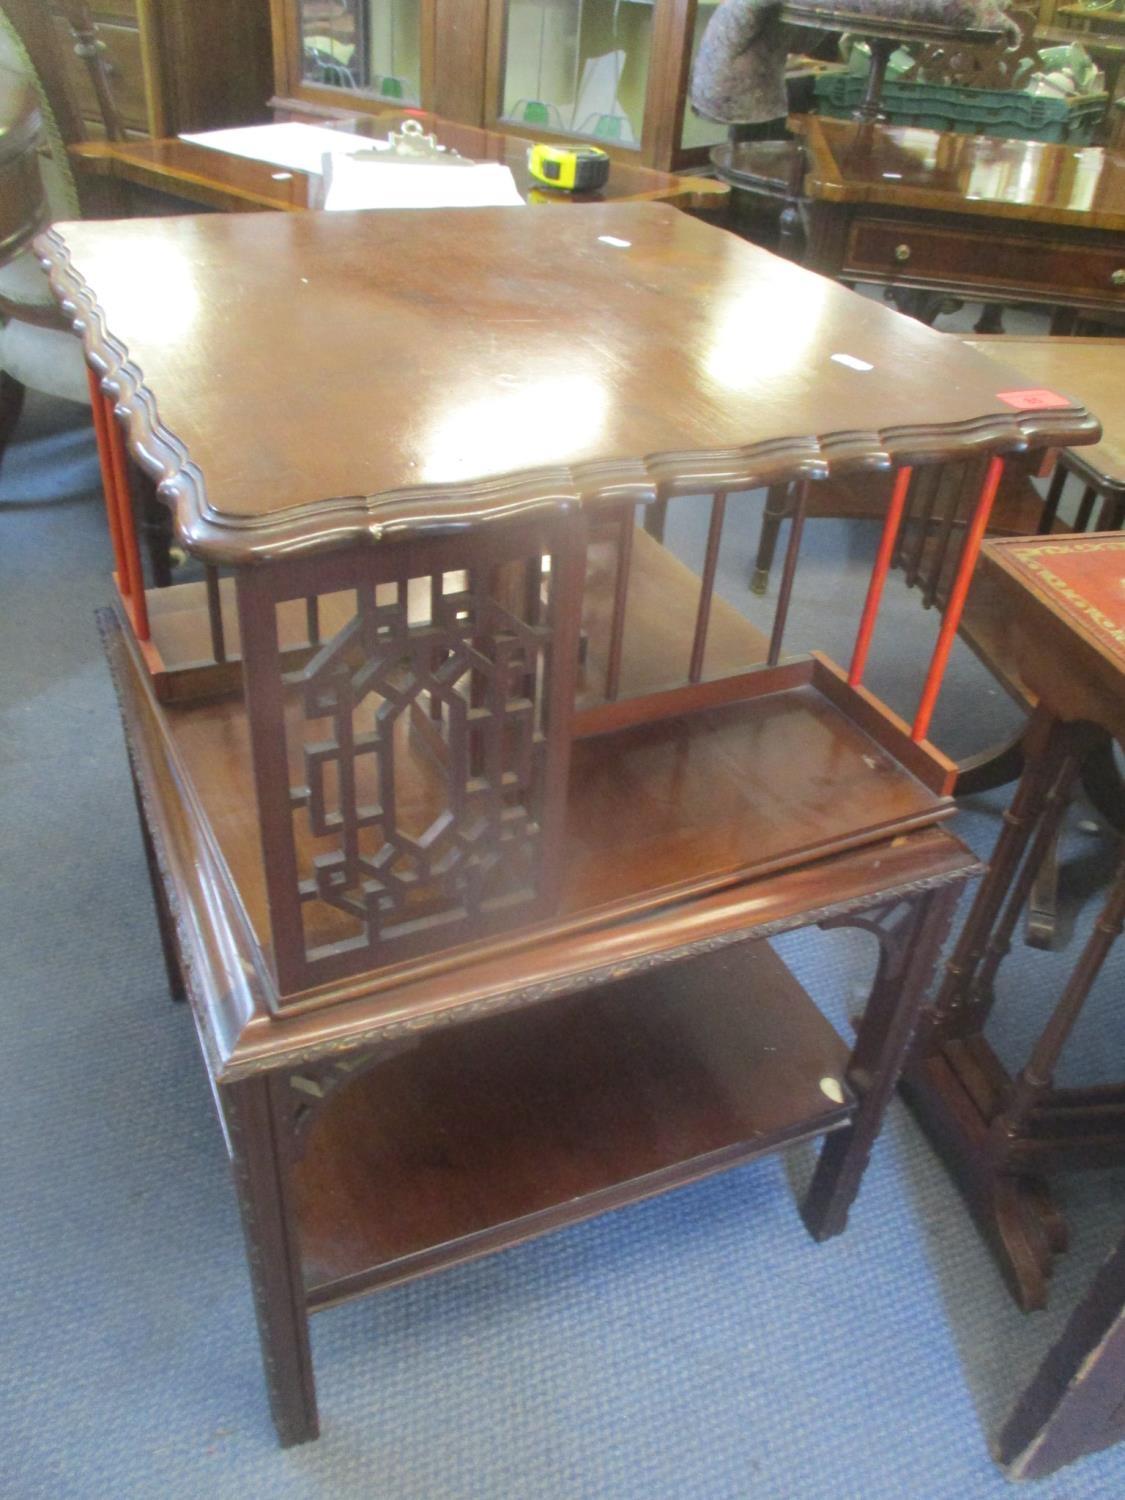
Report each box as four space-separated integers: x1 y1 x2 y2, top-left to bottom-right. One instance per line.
69 107 729 214
37 204 1098 563
164 645 955 977
801 116 1125 228
100 587 978 1078
797 116 1125 315
294 939 854 1303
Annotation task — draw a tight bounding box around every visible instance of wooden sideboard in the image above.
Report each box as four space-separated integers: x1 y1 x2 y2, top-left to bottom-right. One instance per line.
798 116 1125 319
27 0 274 138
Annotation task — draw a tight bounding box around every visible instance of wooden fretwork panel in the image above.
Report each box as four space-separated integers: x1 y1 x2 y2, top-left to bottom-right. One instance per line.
237 517 584 1001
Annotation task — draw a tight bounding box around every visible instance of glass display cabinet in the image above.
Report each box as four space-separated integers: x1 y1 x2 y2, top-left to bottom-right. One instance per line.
269 0 731 168
296 0 423 104
497 0 654 146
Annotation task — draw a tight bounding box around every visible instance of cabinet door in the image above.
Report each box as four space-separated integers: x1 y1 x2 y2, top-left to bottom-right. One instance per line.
493 0 653 148
294 0 425 104
486 0 697 167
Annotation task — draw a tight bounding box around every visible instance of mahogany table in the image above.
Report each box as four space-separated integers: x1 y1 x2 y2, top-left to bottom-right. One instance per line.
904 532 1125 1312
797 116 1125 319
38 201 1098 1445
68 108 728 216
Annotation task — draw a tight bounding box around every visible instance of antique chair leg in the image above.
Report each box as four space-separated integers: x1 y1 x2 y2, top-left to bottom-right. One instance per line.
802 882 960 1240
222 1075 319 1447
750 483 791 594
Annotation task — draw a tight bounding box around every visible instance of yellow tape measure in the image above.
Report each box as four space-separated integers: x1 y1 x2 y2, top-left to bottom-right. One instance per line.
527 143 610 193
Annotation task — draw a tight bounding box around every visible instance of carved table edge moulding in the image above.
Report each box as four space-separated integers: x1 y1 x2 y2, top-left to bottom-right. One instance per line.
33 210 1101 567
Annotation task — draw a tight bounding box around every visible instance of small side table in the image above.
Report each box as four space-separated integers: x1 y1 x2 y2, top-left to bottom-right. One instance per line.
904 532 1125 1311
780 4 1009 122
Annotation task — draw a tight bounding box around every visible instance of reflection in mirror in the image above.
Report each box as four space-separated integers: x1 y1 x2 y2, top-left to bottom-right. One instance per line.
501 0 652 148
299 0 421 104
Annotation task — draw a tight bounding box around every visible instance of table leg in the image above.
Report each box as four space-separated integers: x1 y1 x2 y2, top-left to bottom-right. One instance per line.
750 483 792 594
802 880 960 1240
995 847 1125 1149
902 718 1114 1310
223 1075 319 1447
925 709 1070 1038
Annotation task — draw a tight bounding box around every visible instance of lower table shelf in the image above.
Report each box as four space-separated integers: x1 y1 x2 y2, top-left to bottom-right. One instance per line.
295 939 853 1308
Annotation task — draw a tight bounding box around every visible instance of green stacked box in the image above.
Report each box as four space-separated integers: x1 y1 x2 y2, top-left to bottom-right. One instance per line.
813 73 1108 142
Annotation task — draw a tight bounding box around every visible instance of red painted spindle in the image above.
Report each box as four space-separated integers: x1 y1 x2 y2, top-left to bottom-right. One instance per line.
911 455 1004 743
848 465 912 687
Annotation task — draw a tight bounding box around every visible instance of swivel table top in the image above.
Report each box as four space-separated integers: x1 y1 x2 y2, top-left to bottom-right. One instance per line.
38 202 1097 564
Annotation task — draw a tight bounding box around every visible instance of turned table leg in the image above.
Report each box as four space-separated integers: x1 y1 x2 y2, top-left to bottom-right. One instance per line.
223 1075 319 1447
902 714 1113 1309
802 881 960 1240
993 848 1125 1151
750 483 793 595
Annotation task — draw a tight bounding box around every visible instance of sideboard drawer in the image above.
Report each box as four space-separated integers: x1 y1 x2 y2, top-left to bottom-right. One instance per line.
844 217 1125 302
52 16 150 133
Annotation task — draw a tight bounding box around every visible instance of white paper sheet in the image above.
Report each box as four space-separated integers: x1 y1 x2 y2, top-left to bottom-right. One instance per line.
179 123 390 176
322 155 525 211
571 51 635 145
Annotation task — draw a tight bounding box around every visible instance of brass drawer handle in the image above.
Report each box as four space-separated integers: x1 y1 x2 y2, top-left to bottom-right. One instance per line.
894 243 912 263
1113 268 1125 287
